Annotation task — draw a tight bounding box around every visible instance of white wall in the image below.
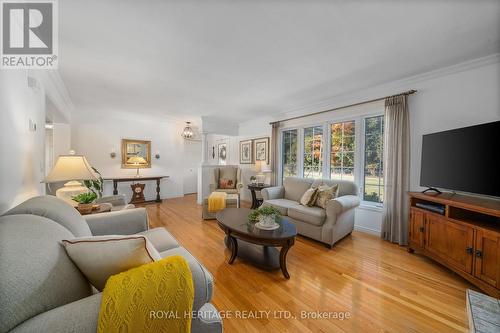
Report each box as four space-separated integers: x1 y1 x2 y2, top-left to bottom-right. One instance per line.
52 123 71 159
239 56 500 234
71 112 200 202
0 71 46 213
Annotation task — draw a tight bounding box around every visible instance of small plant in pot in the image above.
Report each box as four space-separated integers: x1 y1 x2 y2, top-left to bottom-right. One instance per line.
249 175 257 185
72 192 97 214
248 206 282 230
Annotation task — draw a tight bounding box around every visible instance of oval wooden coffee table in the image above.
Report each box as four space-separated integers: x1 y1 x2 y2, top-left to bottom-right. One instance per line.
216 208 297 279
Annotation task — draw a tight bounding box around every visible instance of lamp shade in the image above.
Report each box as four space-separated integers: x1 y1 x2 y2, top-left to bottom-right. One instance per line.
44 155 98 183
126 156 147 166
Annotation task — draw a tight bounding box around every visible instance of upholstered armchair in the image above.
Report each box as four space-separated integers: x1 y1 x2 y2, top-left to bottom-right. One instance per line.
95 194 135 211
209 167 243 202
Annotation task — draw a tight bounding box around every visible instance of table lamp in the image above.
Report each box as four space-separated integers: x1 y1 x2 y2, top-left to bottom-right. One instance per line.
44 154 98 206
127 156 147 177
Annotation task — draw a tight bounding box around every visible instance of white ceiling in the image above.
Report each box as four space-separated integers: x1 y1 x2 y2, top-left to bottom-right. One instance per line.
59 0 500 123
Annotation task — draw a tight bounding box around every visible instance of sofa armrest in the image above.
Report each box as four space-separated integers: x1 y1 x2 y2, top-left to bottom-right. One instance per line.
326 195 360 217
84 208 149 235
261 186 285 200
236 182 244 191
95 194 127 207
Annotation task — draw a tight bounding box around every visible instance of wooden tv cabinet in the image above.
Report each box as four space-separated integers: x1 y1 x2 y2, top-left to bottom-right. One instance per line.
408 192 500 297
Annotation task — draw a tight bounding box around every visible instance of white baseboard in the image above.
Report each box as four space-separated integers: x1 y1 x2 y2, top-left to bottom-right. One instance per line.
354 225 380 236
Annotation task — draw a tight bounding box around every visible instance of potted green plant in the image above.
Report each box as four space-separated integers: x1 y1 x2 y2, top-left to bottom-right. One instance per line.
248 206 282 230
72 192 97 214
249 175 257 185
83 167 104 198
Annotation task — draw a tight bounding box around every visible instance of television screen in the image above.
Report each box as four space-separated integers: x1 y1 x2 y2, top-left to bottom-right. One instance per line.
420 121 500 197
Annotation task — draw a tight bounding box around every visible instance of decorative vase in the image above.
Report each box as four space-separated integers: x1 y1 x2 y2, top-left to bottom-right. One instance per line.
258 214 279 229
77 203 93 215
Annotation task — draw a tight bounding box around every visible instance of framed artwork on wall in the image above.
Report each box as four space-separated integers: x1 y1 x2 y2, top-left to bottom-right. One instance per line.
121 139 151 168
218 143 227 165
239 140 253 164
253 137 269 164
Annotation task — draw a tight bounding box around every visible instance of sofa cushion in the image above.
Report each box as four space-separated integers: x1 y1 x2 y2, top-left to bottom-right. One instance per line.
283 177 313 202
311 179 358 197
9 294 101 333
288 205 326 226
138 227 179 252
0 215 93 333
61 235 162 291
261 199 301 216
219 167 237 184
2 195 92 237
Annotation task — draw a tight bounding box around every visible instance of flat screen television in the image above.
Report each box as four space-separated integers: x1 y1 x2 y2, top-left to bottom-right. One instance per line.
420 120 500 197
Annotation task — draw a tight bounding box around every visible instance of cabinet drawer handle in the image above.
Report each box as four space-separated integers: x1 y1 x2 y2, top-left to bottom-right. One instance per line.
466 247 473 255
475 250 483 258
419 226 424 233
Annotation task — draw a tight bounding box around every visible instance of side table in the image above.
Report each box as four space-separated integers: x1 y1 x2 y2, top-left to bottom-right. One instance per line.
247 184 270 209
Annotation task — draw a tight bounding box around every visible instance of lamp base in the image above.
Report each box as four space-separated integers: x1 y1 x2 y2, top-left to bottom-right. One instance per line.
55 181 89 207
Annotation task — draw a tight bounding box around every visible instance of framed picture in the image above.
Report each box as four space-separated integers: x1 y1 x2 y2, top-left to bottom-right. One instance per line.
121 139 151 168
253 137 269 164
218 143 227 165
239 140 253 164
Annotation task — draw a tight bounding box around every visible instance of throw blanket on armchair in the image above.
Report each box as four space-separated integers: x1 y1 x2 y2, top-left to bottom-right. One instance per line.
98 255 194 333
208 191 227 213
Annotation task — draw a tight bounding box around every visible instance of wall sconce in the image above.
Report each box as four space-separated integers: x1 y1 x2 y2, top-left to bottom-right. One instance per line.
110 149 116 159
155 151 160 159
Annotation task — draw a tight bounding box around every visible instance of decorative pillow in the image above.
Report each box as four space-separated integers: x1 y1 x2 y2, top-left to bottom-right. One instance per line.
219 178 235 189
300 188 318 206
314 184 339 209
61 235 161 291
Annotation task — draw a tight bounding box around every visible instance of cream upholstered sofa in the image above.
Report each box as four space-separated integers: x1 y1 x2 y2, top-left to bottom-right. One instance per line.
261 177 360 248
209 167 243 205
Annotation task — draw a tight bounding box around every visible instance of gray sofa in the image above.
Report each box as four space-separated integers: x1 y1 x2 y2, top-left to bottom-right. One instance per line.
261 177 360 248
0 195 222 333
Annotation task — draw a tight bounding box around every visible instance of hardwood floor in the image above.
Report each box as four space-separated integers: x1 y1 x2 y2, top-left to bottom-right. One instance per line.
146 195 473 333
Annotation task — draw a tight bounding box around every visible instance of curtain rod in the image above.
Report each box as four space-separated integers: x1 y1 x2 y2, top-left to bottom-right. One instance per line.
269 89 417 125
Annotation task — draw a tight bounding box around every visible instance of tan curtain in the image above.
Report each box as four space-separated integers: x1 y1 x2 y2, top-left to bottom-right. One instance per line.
270 123 280 186
381 95 410 245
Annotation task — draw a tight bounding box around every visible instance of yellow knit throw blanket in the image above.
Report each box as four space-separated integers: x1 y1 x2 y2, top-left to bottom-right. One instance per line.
208 191 227 213
98 255 194 333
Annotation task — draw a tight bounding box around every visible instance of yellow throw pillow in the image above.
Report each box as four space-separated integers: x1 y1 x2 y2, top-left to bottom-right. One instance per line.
300 188 318 206
314 184 339 209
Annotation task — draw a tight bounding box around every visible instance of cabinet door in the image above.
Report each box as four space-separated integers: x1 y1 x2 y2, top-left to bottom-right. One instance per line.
474 229 500 288
409 209 425 248
426 215 474 273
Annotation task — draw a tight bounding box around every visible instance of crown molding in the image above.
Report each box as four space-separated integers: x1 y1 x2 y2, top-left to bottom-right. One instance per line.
271 53 500 122
31 70 75 123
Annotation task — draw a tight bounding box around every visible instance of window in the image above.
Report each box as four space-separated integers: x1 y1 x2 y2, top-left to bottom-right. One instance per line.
330 121 355 181
303 126 323 179
281 129 298 180
363 115 384 203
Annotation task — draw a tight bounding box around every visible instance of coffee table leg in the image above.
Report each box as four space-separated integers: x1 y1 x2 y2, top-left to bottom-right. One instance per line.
279 240 293 279
228 236 238 264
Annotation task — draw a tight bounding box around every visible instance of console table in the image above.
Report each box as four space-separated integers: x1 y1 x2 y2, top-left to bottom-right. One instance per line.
104 176 168 204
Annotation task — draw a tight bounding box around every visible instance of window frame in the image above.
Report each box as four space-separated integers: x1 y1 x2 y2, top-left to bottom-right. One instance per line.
302 123 327 179
278 109 384 208
360 114 385 209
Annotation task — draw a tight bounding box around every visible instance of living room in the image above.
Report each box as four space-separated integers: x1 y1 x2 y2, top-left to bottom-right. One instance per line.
1 1 499 333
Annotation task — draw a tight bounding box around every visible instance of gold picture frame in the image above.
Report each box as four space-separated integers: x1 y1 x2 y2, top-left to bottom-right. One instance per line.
121 139 151 168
